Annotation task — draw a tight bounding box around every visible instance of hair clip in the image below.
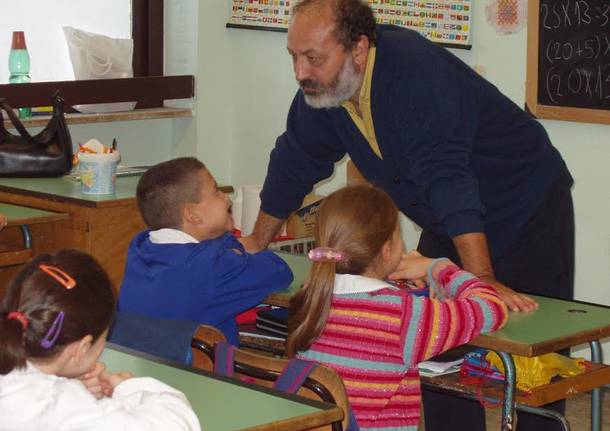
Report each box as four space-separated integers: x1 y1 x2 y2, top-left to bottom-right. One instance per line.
308 247 348 263
39 265 76 290
40 311 65 349
7 311 29 330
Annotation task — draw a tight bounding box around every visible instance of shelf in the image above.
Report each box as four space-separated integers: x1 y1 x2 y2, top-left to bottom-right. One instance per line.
3 107 193 130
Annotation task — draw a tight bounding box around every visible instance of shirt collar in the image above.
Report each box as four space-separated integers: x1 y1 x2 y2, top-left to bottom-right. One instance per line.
149 228 199 244
333 273 392 294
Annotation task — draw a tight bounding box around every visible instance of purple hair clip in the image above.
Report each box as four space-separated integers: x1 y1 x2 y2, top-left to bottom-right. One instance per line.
308 247 348 263
40 311 65 349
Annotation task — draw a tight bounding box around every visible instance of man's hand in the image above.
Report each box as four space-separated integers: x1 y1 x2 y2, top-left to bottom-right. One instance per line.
238 235 265 253
238 210 285 253
0 213 7 230
479 275 538 312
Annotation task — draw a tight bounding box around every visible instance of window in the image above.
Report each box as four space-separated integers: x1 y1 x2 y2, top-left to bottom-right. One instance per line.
0 0 131 83
0 0 191 111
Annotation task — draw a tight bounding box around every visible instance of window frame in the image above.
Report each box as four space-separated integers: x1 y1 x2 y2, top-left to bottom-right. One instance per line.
0 0 194 111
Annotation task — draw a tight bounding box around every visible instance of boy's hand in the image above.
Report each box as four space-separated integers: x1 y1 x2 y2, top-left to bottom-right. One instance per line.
78 362 107 399
99 370 134 397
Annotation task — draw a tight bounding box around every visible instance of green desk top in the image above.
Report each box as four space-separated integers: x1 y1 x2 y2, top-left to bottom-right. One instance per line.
272 252 610 357
0 202 68 226
0 176 141 206
472 296 610 356
0 177 234 208
101 345 340 431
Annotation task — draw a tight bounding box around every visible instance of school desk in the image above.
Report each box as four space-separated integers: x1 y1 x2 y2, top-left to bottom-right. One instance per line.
102 343 343 431
267 252 610 431
0 202 69 292
0 177 232 294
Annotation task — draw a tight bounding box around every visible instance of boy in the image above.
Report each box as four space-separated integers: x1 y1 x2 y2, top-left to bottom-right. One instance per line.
119 157 293 344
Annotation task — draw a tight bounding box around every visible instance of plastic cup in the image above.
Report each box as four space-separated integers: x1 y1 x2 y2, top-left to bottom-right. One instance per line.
78 152 121 195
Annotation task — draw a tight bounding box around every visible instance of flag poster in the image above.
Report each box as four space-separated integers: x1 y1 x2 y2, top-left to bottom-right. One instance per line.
228 0 473 48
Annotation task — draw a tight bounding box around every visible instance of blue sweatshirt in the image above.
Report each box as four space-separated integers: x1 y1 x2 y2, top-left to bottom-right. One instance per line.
118 232 293 344
261 25 572 258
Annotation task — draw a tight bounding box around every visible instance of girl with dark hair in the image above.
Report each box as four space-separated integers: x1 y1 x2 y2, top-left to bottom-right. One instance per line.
0 249 200 431
287 185 508 431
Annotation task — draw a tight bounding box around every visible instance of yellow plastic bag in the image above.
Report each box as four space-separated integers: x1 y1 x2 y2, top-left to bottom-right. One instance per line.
486 351 586 391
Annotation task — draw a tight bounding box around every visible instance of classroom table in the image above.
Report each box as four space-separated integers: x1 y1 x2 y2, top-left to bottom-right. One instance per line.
102 343 343 431
268 252 610 431
0 176 232 293
0 202 69 270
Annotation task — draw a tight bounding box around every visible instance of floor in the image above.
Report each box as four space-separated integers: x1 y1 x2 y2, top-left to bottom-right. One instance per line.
484 390 609 430
418 390 609 430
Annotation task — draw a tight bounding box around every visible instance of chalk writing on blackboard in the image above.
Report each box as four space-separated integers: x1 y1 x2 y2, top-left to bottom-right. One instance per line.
538 0 610 110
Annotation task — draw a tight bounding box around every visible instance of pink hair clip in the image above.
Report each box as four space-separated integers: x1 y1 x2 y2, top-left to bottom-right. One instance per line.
308 247 348 263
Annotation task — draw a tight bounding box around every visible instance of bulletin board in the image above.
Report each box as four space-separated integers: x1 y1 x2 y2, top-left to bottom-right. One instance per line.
525 0 610 124
227 0 473 49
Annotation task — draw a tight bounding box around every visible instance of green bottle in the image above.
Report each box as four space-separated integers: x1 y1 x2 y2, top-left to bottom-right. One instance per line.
8 31 32 119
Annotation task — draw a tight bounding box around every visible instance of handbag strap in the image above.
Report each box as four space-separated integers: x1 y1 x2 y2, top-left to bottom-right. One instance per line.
213 342 318 393
0 98 33 140
273 358 318 394
213 341 236 378
274 359 361 431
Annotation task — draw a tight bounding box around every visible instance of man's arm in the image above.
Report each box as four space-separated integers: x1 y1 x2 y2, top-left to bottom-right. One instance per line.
452 232 538 312
238 210 285 253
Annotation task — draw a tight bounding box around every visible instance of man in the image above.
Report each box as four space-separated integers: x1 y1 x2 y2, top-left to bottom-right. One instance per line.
241 1 574 428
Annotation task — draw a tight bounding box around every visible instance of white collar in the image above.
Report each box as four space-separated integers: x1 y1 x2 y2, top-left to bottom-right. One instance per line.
333 273 393 294
149 228 199 244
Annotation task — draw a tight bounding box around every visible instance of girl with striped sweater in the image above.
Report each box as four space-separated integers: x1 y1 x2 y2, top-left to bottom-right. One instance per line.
287 185 508 431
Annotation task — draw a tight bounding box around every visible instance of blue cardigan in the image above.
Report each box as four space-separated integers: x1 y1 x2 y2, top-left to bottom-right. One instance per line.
118 232 293 345
261 25 571 258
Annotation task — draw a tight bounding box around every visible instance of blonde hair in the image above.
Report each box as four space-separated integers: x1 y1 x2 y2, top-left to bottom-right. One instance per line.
286 185 398 356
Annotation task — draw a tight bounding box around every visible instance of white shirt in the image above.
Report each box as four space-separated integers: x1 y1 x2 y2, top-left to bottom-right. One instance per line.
149 228 199 244
0 362 201 431
333 273 393 294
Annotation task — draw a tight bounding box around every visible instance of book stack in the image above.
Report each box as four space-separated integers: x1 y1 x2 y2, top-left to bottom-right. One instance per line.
255 308 288 337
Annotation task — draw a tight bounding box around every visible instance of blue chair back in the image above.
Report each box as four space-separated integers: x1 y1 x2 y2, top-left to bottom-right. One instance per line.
109 311 199 364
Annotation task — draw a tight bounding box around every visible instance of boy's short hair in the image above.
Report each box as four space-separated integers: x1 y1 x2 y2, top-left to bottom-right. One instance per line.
136 157 206 230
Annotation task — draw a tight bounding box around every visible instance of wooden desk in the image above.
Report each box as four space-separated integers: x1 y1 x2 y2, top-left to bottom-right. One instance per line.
0 177 232 294
269 252 610 431
468 296 610 431
102 344 343 431
0 177 146 293
0 203 69 290
1 202 69 227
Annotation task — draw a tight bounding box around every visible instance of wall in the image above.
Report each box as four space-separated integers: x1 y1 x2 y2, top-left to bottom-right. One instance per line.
71 3 604 361
196 3 610 360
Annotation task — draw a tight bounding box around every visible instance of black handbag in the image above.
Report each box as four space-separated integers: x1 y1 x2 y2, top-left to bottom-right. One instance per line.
0 95 73 177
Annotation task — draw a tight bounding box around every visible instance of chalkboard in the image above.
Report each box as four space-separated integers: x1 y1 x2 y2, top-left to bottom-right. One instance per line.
526 0 610 124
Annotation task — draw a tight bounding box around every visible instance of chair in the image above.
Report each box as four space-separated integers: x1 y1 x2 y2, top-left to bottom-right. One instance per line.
109 311 200 364
191 325 353 431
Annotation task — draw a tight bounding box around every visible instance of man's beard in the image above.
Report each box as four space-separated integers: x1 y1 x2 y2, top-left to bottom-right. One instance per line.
300 56 363 109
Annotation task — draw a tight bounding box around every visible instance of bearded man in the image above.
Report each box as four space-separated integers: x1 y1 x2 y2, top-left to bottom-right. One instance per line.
240 1 574 428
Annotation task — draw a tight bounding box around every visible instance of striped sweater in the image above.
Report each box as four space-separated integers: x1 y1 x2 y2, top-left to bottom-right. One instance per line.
297 265 508 431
